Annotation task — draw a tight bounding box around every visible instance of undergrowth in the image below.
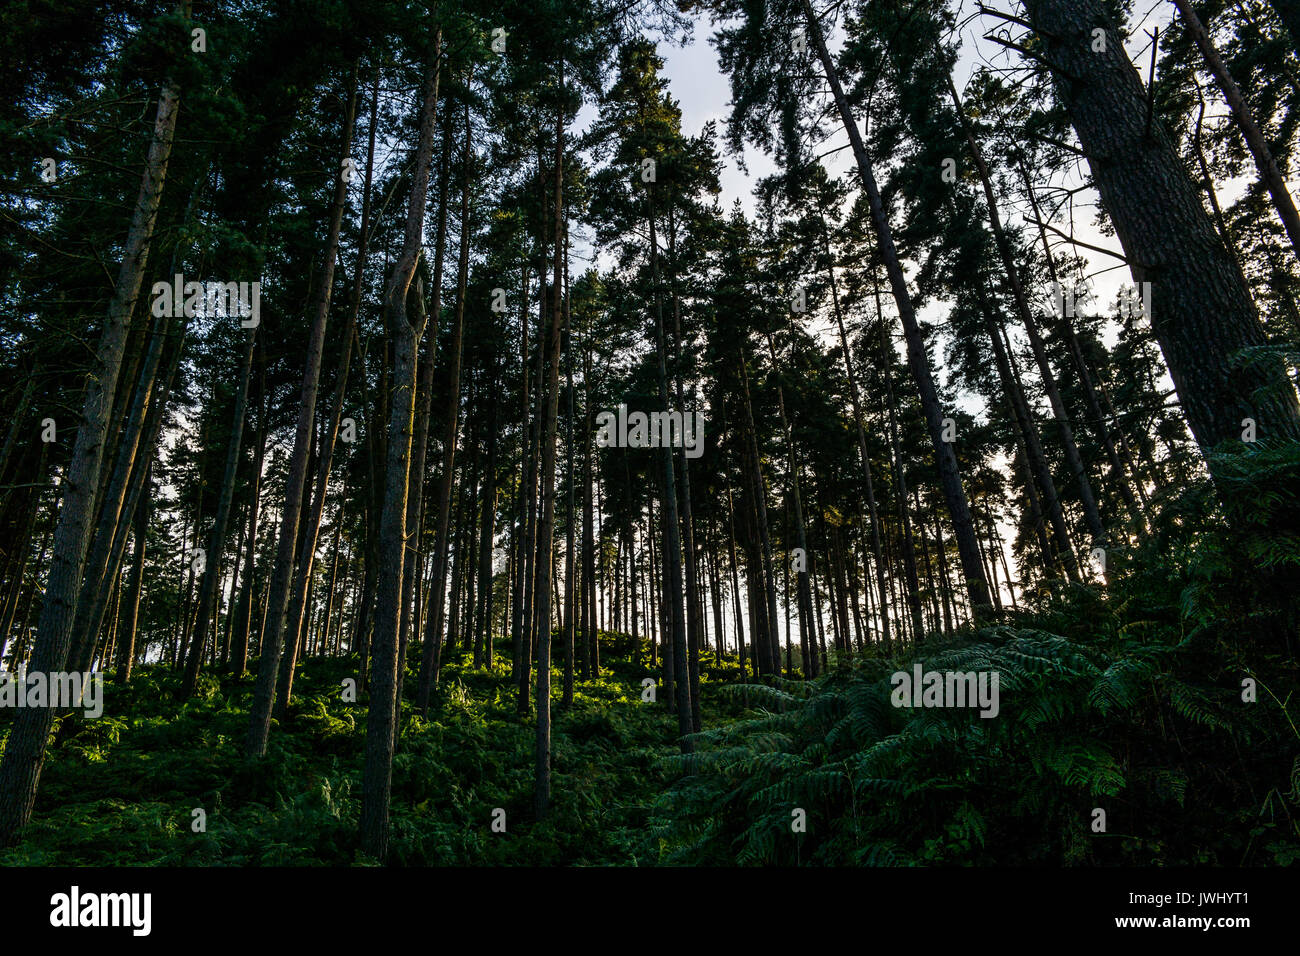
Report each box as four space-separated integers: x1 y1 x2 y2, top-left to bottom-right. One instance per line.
2 444 1298 866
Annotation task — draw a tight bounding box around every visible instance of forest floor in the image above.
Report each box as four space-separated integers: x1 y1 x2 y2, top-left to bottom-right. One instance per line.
3 579 1298 867
0 634 749 866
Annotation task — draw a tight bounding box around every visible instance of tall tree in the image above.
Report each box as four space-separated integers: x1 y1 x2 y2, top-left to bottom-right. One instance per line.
1019 0 1300 488
359 37 443 861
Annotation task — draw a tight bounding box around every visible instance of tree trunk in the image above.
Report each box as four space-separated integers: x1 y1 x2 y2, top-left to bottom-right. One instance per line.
477 393 499 671
802 1 992 618
232 342 267 677
274 69 371 712
1017 159 1147 527
562 293 576 704
665 207 703 730
724 465 747 677
647 182 693 751
115 465 152 683
1173 0 1300 259
873 292 925 638
245 76 360 757
181 326 256 696
533 87 566 819
738 357 781 673
821 227 892 644
948 74 1105 544
581 329 599 678
417 94 470 713
392 109 448 714
764 333 818 675
1023 0 1300 482
976 277 1081 581
0 81 179 846
359 44 442 860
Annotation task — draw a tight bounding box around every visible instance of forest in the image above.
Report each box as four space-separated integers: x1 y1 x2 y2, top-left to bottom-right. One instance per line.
0 0 1298 870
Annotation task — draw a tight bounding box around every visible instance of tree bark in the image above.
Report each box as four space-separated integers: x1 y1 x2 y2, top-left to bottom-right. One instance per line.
231 341 267 677
115 465 152 683
274 69 370 713
647 180 693 750
1022 0 1300 479
533 84 566 819
417 91 470 714
245 73 359 757
821 225 892 645
181 326 256 697
948 73 1105 544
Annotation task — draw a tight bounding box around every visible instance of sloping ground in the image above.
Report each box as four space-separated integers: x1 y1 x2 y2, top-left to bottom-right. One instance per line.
4 557 1298 868
0 636 749 866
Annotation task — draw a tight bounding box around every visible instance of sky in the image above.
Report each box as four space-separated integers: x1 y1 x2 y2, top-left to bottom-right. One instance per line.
645 5 1179 374
628 2 1185 604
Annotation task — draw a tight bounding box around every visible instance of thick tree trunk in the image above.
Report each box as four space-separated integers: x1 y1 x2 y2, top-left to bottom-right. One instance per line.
359 281 426 859
69 314 172 671
1023 0 1300 477
70 302 193 677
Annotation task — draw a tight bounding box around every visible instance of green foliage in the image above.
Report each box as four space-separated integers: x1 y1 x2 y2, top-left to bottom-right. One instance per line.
649 453 1300 865
5 448 1299 867
0 651 685 866
653 620 1298 864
